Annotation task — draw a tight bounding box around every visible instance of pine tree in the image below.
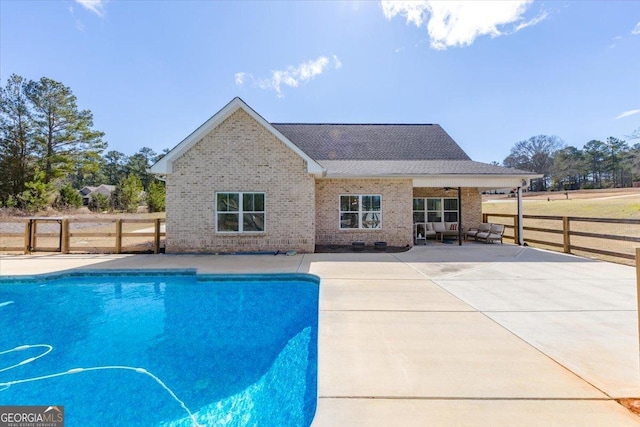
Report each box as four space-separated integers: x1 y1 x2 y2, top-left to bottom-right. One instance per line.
147 179 166 212
18 170 52 213
0 74 36 204
55 183 82 210
90 193 110 212
126 147 156 190
102 150 128 185
25 77 106 184
117 174 143 213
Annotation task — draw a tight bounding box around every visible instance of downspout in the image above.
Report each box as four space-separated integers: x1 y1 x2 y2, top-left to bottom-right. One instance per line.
458 187 462 246
517 185 524 245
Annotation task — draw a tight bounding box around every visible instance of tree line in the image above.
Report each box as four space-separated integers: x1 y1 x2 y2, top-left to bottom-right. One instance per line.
0 74 166 212
500 133 640 191
2 74 638 213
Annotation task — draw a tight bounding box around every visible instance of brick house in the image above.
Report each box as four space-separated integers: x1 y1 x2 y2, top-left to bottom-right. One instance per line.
150 97 539 253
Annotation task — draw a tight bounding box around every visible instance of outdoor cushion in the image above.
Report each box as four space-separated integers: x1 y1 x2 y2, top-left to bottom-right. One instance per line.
443 222 459 234
477 223 505 243
434 222 460 241
467 223 491 240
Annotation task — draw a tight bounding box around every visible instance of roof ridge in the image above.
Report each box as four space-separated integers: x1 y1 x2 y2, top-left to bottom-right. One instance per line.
272 123 438 126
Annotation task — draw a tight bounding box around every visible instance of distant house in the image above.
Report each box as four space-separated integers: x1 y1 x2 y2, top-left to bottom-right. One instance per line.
78 186 96 205
150 97 540 253
79 184 116 206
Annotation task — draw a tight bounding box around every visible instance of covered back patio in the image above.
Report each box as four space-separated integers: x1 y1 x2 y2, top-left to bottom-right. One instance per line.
411 168 543 246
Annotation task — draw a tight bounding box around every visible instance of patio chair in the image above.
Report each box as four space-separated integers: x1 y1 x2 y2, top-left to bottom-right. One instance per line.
476 223 505 244
414 223 436 245
466 223 491 241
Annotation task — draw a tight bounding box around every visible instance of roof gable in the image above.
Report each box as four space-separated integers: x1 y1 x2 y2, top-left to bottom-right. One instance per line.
150 97 324 175
150 97 539 185
94 184 116 194
271 123 471 161
79 186 97 196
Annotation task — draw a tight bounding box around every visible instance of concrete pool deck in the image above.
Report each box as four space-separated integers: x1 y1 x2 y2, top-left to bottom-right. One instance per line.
1 244 639 426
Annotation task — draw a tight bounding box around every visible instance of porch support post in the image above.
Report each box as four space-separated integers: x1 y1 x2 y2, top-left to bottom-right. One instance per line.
517 186 524 245
458 187 462 246
636 247 640 370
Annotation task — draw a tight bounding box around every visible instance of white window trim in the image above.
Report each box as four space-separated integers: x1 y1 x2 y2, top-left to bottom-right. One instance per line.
413 197 458 224
215 191 266 234
339 194 382 230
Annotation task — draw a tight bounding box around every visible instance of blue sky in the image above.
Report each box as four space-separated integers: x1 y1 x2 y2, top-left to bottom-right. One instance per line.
1 1 639 164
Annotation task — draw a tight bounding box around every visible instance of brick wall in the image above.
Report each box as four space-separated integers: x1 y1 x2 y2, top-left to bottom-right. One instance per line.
165 108 316 253
315 178 414 247
412 187 483 229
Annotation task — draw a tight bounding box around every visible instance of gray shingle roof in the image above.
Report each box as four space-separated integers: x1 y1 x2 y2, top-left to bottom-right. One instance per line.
317 160 538 177
271 124 471 161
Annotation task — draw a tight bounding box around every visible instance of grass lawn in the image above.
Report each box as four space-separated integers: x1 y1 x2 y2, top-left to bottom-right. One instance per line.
483 188 640 219
482 188 640 265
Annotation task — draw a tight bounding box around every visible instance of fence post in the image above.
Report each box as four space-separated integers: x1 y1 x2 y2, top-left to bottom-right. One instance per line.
30 221 37 252
23 220 30 254
513 215 519 244
154 218 161 254
61 219 69 254
563 217 571 253
115 219 122 254
483 213 488 223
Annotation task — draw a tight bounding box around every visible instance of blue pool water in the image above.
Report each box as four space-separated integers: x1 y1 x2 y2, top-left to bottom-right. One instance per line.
0 271 319 426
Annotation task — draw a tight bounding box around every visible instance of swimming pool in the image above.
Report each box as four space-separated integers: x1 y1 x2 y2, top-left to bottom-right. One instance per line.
0 270 319 427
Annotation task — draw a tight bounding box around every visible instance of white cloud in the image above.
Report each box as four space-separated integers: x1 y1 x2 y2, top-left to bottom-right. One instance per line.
381 1 545 50
381 1 430 27
295 56 329 82
235 72 246 86
75 0 106 17
239 55 341 97
632 22 640 35
513 10 548 32
615 109 640 120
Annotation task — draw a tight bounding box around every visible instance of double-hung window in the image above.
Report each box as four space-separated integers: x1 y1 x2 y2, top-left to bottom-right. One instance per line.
413 197 458 223
442 198 459 222
339 195 381 229
216 192 265 233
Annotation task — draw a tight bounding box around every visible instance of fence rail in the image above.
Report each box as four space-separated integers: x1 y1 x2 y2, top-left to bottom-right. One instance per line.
3 214 637 262
0 217 165 254
484 213 640 262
